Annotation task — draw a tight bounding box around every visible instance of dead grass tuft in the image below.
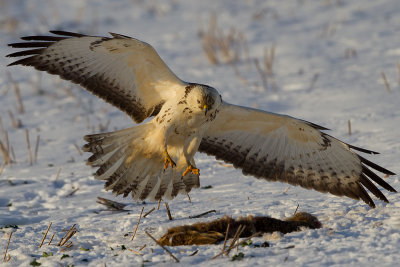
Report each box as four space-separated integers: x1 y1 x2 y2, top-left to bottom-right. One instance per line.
39 222 52 248
199 12 244 65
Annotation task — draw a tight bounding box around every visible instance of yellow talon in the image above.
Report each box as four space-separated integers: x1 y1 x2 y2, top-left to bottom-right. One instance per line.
182 165 200 176
164 150 176 170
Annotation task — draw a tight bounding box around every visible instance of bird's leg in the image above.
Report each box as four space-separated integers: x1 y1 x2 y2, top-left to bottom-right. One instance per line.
164 149 176 170
182 136 201 176
182 161 200 176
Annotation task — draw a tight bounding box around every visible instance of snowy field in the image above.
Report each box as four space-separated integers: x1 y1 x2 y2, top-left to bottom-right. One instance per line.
1 0 400 266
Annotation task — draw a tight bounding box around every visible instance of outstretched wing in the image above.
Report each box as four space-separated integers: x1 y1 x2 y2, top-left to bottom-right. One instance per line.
199 102 396 208
7 31 186 123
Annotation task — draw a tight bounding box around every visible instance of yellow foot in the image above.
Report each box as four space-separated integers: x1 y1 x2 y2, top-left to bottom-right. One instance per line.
182 165 200 176
164 150 176 170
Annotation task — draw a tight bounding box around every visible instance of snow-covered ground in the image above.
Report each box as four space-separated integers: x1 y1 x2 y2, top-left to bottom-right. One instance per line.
1 0 400 266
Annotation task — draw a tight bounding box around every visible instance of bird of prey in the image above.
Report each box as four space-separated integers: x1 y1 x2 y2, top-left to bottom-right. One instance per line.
7 31 396 208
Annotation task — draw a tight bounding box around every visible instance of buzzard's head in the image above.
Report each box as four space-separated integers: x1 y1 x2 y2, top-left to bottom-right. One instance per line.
185 83 222 116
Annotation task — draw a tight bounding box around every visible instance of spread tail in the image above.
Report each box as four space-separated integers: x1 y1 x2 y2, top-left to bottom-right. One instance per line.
82 124 200 201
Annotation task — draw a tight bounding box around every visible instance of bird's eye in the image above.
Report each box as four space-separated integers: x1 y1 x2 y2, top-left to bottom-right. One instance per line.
197 100 200 104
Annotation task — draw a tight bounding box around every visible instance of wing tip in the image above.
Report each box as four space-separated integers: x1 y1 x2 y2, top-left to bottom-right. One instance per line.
359 155 396 176
49 30 86 37
348 144 380 155
6 56 36 67
109 32 131 39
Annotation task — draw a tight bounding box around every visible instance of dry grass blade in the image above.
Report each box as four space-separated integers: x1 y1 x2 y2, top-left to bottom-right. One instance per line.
309 73 319 91
73 144 83 156
8 110 22 128
25 129 32 165
226 225 246 254
212 232 261 260
348 120 352 136
254 58 268 91
57 224 76 246
96 197 127 211
222 222 230 255
164 202 173 220
128 248 142 255
139 244 146 251
264 45 277 89
212 224 244 259
10 146 16 163
0 141 11 165
202 40 218 65
397 62 400 86
65 187 79 197
189 210 216 219
3 231 12 262
294 204 300 215
264 45 275 77
6 72 24 114
59 229 76 247
54 167 62 180
0 118 11 166
4 130 10 153
232 232 261 250
143 207 155 218
145 231 179 263
48 233 55 246
34 135 40 163
239 32 251 67
189 249 199 256
39 222 52 248
0 117 5 141
381 72 391 92
0 163 5 176
131 207 144 241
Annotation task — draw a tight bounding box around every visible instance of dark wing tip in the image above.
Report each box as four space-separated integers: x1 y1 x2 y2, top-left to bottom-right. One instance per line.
7 31 86 67
359 174 390 204
20 35 67 41
6 48 45 58
359 191 376 208
7 56 37 67
363 166 397 193
359 155 396 176
8 42 54 48
109 32 131 39
305 121 330 131
49 30 86 37
348 144 380 155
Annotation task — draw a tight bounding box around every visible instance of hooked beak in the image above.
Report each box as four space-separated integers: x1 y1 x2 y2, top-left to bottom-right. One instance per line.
203 105 209 116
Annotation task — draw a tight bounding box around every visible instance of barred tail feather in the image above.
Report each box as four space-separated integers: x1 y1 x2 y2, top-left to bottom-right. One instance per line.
83 124 200 201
